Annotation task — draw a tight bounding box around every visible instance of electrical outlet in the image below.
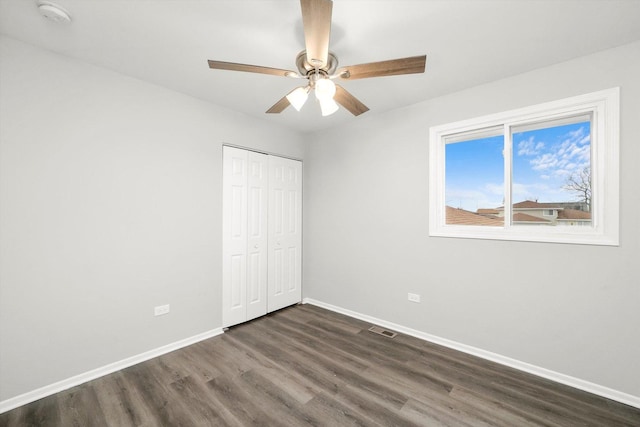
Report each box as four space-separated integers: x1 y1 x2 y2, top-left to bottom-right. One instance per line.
408 293 421 303
154 304 170 316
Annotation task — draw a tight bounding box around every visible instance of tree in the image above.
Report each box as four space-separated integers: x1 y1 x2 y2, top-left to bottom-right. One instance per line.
563 166 591 211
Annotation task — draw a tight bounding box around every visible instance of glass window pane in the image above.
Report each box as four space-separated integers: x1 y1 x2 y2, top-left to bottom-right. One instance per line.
511 117 592 227
445 132 504 226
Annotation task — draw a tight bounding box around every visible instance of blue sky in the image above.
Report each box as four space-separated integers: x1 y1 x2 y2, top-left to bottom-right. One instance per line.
445 122 591 212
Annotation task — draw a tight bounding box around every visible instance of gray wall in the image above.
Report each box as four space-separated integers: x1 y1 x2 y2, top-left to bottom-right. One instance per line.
303 41 640 397
0 36 303 401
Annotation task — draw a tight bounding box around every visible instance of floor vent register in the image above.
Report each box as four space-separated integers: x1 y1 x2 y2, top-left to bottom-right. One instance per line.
368 326 397 338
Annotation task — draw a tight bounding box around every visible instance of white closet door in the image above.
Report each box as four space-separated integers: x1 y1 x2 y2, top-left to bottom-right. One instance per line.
223 147 301 327
222 148 269 327
222 147 248 327
245 151 269 321
268 155 302 312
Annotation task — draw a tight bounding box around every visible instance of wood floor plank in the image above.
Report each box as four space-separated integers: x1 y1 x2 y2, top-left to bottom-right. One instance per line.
222 335 319 404
490 374 639 426
448 385 562 427
236 369 321 426
330 383 422 427
197 335 258 377
228 321 349 395
58 383 109 427
296 304 373 330
405 358 575 426
362 362 527 427
274 306 364 336
400 397 491 427
2 304 639 426
123 361 198 426
267 311 415 367
258 315 372 371
168 375 234 426
205 374 284 426
0 393 61 427
91 372 151 426
606 399 640 425
301 391 381 427
251 318 411 410
160 345 221 384
393 333 614 424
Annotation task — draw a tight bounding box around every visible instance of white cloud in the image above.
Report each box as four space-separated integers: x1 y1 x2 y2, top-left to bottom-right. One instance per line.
517 136 544 156
530 153 558 170
528 125 590 177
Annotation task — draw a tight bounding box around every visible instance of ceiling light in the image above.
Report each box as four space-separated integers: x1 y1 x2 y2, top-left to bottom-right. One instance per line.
286 86 310 111
314 78 338 116
314 78 336 101
319 98 339 116
37 1 72 24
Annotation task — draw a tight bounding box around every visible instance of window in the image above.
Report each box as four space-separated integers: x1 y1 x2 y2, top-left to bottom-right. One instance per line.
429 88 619 245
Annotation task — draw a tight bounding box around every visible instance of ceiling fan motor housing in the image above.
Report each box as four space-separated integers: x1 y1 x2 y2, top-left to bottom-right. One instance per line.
296 50 338 76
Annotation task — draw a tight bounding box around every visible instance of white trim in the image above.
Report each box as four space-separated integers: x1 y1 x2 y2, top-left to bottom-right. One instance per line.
302 298 640 409
0 328 224 414
429 87 620 246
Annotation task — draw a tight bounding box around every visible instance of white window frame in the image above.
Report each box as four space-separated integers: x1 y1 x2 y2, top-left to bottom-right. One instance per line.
429 88 619 246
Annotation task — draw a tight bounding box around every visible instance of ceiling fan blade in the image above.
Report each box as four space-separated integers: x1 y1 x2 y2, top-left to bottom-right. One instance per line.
300 0 333 68
208 60 299 78
338 55 427 80
334 84 369 116
266 95 291 114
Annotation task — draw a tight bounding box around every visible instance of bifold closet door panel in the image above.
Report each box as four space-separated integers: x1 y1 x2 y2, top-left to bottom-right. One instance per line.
267 155 302 313
222 147 268 327
245 151 269 322
222 147 247 327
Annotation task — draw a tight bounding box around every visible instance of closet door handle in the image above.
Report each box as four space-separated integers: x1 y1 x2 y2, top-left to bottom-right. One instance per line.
254 245 259 249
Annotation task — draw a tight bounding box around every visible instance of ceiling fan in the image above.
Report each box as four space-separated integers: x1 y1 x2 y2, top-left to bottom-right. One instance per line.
207 0 426 117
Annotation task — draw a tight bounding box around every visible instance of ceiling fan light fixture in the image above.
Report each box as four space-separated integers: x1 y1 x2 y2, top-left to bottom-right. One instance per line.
319 97 339 116
286 86 310 111
314 77 336 101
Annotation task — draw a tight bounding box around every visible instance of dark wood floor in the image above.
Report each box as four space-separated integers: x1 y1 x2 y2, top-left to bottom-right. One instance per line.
1 304 639 426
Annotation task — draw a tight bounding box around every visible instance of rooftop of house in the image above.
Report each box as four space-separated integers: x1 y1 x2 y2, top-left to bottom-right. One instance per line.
477 208 500 215
513 213 550 223
512 200 559 209
445 206 503 226
557 208 592 220
491 200 591 220
497 200 566 210
446 202 591 226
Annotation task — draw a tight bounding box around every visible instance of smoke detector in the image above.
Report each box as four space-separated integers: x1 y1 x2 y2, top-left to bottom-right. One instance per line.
37 1 72 24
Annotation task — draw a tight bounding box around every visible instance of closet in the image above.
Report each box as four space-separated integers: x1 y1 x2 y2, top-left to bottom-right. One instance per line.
222 146 302 328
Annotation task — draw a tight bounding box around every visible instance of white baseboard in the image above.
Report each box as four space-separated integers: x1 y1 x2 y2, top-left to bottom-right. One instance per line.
303 298 640 409
0 328 224 414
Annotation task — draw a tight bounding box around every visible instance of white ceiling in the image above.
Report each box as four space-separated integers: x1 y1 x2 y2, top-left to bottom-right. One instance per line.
2 0 640 134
